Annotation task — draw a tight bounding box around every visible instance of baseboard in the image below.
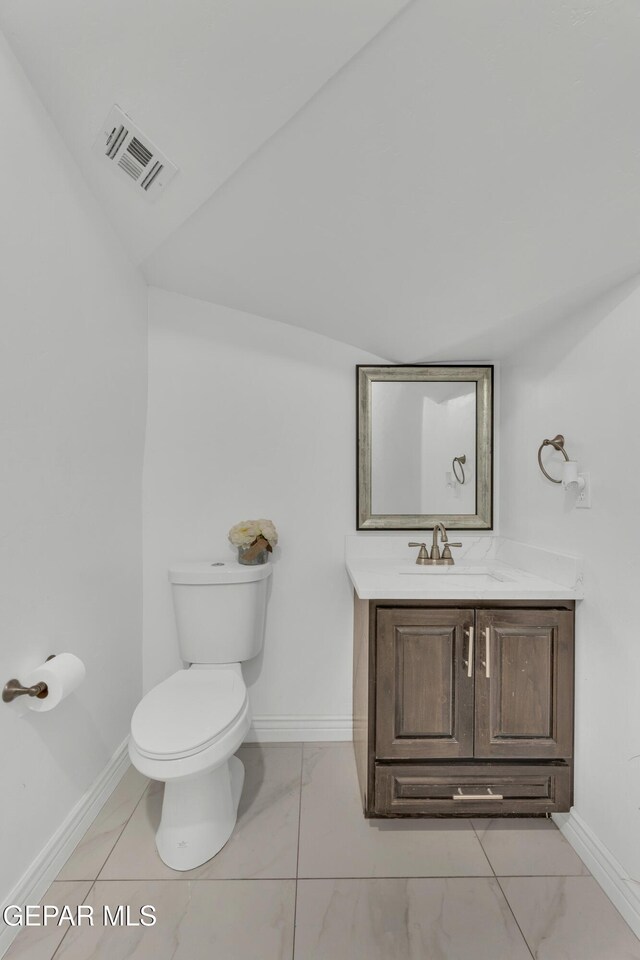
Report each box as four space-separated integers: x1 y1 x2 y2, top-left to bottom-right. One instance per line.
247 715 352 742
0 737 130 959
554 809 640 939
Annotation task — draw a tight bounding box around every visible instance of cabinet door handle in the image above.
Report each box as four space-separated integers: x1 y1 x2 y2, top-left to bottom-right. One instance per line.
466 626 474 678
485 627 491 679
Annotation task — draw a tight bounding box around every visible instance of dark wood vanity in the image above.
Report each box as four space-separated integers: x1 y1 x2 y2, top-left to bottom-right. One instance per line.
353 597 575 817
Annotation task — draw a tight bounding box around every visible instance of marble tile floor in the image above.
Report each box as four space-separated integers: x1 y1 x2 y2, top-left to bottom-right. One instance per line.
5 742 640 960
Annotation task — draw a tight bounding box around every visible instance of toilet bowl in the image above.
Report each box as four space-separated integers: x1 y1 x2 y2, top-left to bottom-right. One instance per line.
128 558 272 871
129 664 252 870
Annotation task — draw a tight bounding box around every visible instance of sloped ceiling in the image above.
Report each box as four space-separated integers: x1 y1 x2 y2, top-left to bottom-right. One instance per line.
2 0 640 360
0 0 410 261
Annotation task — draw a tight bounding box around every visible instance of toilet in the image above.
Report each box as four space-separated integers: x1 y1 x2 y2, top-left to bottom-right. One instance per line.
128 560 272 871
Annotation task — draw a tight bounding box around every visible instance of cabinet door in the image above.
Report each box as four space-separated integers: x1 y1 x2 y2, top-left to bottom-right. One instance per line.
376 608 474 759
475 609 574 760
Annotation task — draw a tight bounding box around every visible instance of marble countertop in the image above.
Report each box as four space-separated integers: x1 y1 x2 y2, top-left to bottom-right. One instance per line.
345 536 583 601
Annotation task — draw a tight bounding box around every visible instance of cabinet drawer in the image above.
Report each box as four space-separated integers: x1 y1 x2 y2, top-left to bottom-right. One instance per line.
374 763 571 817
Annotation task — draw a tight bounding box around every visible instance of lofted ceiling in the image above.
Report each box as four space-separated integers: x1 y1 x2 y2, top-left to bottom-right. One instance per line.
2 0 640 360
0 0 410 261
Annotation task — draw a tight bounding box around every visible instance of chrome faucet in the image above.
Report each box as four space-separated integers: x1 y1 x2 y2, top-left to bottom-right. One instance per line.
408 523 462 565
430 523 448 562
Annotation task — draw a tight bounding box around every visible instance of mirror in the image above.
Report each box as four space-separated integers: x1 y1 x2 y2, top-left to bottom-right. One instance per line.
357 365 493 530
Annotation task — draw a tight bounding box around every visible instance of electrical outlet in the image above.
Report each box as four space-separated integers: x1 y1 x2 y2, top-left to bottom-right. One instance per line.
575 471 591 509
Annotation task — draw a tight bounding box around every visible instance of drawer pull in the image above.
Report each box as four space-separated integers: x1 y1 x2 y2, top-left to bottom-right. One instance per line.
466 626 474 678
452 787 503 801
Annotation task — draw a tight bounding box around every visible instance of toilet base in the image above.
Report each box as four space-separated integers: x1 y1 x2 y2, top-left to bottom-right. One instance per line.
155 755 245 871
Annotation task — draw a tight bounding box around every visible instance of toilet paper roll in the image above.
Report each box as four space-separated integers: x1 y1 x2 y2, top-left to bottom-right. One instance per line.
562 460 579 487
23 653 86 712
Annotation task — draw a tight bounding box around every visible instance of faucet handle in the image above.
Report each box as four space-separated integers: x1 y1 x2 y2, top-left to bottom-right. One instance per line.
408 542 430 565
441 542 462 562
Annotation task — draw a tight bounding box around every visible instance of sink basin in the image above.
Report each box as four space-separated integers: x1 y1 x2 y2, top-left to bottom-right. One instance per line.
399 572 509 588
400 569 495 576
399 566 511 579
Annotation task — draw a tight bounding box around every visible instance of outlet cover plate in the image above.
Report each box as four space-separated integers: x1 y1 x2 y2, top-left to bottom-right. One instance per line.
575 471 591 509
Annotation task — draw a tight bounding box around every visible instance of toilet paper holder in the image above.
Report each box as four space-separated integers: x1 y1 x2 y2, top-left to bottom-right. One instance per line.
2 655 56 703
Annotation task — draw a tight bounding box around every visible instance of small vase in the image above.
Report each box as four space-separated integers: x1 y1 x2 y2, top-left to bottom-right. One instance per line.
238 545 269 566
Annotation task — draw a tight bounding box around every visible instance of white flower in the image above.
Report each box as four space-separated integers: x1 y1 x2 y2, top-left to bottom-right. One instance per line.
228 520 260 547
228 518 279 549
256 519 278 547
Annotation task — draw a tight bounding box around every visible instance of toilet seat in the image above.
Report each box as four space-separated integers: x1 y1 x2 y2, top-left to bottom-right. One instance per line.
131 668 247 761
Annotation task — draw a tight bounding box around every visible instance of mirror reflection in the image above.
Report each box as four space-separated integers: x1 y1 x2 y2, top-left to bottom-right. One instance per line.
371 380 476 515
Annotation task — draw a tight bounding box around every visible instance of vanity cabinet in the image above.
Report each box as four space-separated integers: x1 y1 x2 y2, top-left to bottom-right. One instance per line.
354 599 574 817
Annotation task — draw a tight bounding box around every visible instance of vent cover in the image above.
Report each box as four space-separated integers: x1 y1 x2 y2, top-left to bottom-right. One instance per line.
93 105 178 201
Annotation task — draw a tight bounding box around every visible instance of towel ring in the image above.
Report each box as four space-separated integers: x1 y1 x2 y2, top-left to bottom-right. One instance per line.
537 435 569 483
452 455 466 484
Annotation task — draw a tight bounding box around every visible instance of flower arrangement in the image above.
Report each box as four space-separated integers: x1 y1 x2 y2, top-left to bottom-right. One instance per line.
228 519 278 565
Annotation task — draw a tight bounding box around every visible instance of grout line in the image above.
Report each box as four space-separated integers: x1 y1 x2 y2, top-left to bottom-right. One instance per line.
60 876 297 882
51 872 591 882
470 819 497 878
48 874 516 881
54 772 151 885
296 874 493 881
470 818 536 957
469 818 534 958
291 741 305 960
485 872 590 878
496 877 536 960
92 778 152 883
50 878 98 960
48 776 151 959
48 872 595 883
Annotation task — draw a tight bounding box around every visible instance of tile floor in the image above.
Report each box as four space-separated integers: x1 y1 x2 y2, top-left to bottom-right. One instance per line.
6 742 640 960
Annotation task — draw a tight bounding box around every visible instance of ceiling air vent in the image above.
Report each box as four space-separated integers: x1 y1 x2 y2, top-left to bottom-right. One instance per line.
93 105 178 201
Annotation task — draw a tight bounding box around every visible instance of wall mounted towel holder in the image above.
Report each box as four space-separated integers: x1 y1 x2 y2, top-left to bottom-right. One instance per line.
537 434 569 483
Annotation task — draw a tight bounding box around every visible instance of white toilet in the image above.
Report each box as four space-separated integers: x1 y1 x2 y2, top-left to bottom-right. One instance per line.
128 560 272 871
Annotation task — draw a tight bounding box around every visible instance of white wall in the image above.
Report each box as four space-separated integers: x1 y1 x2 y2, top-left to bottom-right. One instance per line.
144 288 383 729
0 33 147 905
420 390 476 515
371 382 422 514
500 276 640 880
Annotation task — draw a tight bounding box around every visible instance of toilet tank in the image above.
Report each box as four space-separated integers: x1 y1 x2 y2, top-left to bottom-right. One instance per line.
168 561 272 664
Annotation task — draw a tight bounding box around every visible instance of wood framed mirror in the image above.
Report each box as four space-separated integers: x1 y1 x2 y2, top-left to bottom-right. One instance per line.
357 365 493 530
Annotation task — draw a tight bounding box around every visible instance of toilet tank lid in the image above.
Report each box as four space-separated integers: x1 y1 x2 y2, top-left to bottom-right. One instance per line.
169 561 273 585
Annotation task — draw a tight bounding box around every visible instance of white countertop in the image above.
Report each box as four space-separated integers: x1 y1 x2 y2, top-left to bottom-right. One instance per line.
345 536 583 601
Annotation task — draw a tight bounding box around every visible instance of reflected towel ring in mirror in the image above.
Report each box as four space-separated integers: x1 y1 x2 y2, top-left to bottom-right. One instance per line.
452 455 466 484
537 434 569 483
